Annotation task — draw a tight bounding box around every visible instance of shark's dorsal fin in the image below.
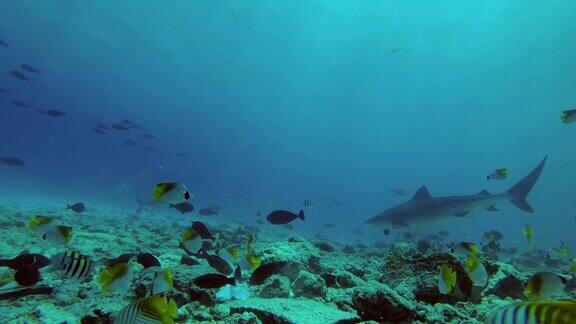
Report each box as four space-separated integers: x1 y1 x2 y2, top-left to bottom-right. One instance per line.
411 186 432 201
478 189 492 196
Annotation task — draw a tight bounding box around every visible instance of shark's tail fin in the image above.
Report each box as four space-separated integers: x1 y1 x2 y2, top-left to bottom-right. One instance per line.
506 156 547 212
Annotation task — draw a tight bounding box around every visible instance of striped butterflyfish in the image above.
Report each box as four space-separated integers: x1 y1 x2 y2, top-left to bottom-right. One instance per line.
146 268 174 296
179 228 203 255
450 242 479 257
51 251 94 281
218 245 241 265
240 235 261 272
466 252 488 287
153 182 191 204
486 300 576 324
98 262 134 293
487 168 508 180
42 225 73 245
28 215 57 233
114 293 177 324
524 271 571 301
438 264 457 295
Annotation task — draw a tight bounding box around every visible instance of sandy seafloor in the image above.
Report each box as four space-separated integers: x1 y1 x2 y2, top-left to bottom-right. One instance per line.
1 196 575 324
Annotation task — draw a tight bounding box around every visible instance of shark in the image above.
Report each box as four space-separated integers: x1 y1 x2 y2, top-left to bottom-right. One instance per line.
365 156 547 228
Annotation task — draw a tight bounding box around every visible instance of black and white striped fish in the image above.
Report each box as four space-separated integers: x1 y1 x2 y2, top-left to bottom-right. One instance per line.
302 200 314 207
114 293 177 324
486 300 576 324
50 251 94 281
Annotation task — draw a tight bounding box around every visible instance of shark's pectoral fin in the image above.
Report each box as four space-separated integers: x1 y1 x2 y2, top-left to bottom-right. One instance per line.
454 210 470 217
486 205 498 211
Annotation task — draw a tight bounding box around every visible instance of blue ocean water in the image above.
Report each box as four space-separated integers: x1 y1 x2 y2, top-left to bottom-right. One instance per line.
0 0 575 248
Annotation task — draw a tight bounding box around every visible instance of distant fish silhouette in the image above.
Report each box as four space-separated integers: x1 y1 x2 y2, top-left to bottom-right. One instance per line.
38 109 65 117
93 128 107 135
266 209 305 225
170 202 194 214
387 187 408 197
0 157 25 167
0 38 7 47
122 139 138 146
97 123 110 130
388 48 402 55
112 123 130 130
9 70 31 81
198 208 218 216
19 64 40 74
11 100 31 108
66 202 85 213
323 223 336 229
0 88 10 94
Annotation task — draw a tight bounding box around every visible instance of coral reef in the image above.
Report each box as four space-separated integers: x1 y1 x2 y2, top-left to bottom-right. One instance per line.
227 298 360 324
352 282 420 322
254 275 291 298
229 311 262 324
292 271 327 298
2 202 574 323
258 236 322 279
